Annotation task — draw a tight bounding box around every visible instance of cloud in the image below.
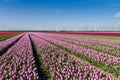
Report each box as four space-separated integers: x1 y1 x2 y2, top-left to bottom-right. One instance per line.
115 12 120 18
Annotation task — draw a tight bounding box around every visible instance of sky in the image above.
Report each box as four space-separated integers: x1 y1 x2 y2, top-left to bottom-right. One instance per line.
0 0 120 31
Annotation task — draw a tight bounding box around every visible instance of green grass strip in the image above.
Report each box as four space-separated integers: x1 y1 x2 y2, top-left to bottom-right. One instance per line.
63 34 120 40
0 34 19 41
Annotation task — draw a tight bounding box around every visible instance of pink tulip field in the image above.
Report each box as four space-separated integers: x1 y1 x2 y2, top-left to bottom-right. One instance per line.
0 32 120 80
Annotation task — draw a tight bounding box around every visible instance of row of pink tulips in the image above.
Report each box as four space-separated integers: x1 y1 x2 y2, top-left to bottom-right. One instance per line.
32 33 120 68
31 34 115 80
47 33 120 48
0 33 24 51
49 35 120 57
0 33 38 80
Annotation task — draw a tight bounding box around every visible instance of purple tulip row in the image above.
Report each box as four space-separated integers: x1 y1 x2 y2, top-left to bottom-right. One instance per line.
30 34 115 80
0 33 38 80
62 36 120 47
57 34 120 48
49 35 120 57
32 33 120 68
0 33 24 51
44 33 120 48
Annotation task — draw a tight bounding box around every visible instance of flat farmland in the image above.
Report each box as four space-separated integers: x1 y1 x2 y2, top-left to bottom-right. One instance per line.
0 32 120 80
0 32 21 41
